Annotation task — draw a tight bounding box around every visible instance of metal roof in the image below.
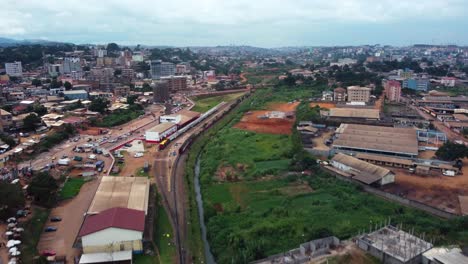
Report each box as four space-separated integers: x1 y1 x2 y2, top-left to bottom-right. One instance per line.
332 153 392 184
329 108 380 119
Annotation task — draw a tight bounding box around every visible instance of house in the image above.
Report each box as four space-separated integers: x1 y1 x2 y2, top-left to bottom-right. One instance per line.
440 77 457 87
63 90 88 100
78 207 145 254
0 109 13 132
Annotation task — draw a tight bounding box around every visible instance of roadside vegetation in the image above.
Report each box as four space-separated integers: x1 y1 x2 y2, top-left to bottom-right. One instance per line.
186 82 468 263
191 92 245 113
59 177 86 200
22 208 50 263
95 105 145 127
154 197 176 264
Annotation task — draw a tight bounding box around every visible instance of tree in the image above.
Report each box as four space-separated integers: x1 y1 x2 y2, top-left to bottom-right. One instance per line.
31 78 42 87
114 69 122 77
106 43 120 53
50 78 62 88
33 104 47 116
127 95 138 105
28 172 58 207
88 98 109 114
435 141 468 161
23 113 41 131
64 81 72 90
0 182 24 220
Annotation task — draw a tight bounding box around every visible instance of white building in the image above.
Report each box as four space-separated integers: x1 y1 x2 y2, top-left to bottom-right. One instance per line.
63 57 81 73
145 123 177 143
440 77 457 87
160 115 182 124
48 64 63 77
5 61 22 77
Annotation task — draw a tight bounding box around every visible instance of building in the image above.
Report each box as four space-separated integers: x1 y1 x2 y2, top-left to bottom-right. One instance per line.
145 123 177 143
440 77 457 87
63 57 81 73
324 108 380 121
63 90 88 100
5 61 22 77
321 91 333 101
330 153 395 186
423 247 468 264
332 124 419 158
384 80 402 102
96 49 107 58
357 225 432 264
347 86 371 103
399 68 414 79
88 176 150 214
403 78 429 91
121 68 134 79
153 80 170 103
114 86 131 97
78 207 144 254
333 87 346 102
150 60 175 79
48 64 63 77
0 109 13 132
159 110 200 128
160 75 187 91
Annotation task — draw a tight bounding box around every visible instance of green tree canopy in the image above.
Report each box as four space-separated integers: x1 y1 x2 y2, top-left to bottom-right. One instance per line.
64 81 72 90
31 79 42 87
33 104 47 116
435 141 468 161
28 172 58 207
88 98 109 114
23 113 41 131
126 95 138 105
0 182 25 220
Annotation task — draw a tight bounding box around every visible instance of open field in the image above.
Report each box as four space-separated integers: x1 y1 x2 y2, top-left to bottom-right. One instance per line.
191 92 245 113
22 208 49 263
59 177 86 200
155 197 176 264
188 85 468 263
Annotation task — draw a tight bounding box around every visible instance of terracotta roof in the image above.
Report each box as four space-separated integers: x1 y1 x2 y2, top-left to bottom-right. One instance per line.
79 207 145 237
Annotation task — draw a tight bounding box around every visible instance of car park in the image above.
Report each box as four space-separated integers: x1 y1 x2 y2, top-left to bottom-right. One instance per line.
50 216 62 222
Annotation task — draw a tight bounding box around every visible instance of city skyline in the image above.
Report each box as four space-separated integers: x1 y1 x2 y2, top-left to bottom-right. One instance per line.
1 0 468 47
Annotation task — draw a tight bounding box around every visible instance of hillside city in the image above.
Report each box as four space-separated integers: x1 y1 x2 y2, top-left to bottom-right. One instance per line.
0 32 467 264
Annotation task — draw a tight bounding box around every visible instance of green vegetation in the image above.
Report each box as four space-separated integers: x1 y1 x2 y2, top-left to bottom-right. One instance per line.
191 92 245 113
22 208 49 263
99 105 145 127
28 171 58 207
434 86 468 96
185 84 468 263
155 195 176 264
59 177 86 200
0 181 24 220
136 167 150 178
36 124 76 152
134 255 157 264
435 141 468 161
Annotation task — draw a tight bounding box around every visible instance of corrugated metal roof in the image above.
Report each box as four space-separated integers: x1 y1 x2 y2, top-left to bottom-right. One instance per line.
332 153 391 184
79 207 144 237
329 108 380 119
355 153 413 166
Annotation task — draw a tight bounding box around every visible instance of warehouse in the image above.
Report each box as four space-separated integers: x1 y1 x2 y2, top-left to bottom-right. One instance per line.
355 153 413 169
330 153 395 186
88 176 150 214
159 109 200 128
144 122 177 143
333 124 419 158
324 108 380 120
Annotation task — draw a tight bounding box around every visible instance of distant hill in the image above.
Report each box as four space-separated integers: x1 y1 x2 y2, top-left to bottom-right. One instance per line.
0 37 67 47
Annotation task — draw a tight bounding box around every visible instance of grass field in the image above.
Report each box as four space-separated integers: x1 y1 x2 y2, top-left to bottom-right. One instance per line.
59 177 86 199
22 208 49 263
191 92 245 113
155 196 176 264
187 84 468 263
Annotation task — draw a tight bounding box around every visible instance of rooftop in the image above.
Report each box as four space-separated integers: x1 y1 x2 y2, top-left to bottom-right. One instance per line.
88 176 150 214
148 122 176 133
333 124 419 156
355 153 413 166
331 153 392 184
63 89 88 94
79 207 145 236
329 108 380 119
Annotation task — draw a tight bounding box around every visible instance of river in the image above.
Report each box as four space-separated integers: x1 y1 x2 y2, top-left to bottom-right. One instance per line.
194 155 217 264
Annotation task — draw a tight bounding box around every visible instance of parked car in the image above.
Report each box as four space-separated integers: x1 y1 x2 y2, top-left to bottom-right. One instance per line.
50 217 62 222
74 156 83 161
134 152 144 158
44 227 57 232
41 249 56 256
88 154 97 160
124 143 132 147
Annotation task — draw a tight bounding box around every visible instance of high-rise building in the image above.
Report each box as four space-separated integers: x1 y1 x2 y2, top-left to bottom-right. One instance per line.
153 80 170 103
333 87 346 102
62 57 81 73
160 76 187 91
347 86 371 103
48 64 63 77
150 60 175 79
384 80 401 102
403 78 429 91
5 61 22 77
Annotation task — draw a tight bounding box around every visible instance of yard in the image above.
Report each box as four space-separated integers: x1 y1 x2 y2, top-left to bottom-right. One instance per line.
190 92 245 113
59 177 86 199
22 208 50 263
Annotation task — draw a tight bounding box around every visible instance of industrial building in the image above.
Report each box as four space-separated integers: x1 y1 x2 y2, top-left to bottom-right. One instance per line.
323 108 380 120
330 153 395 186
145 122 177 143
333 124 419 158
88 176 150 214
159 109 200 128
357 225 432 264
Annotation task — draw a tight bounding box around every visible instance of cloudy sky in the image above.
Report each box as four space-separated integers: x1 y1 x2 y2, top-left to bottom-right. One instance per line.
1 0 468 47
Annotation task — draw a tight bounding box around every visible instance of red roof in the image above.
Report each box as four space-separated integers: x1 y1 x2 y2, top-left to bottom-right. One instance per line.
79 207 145 237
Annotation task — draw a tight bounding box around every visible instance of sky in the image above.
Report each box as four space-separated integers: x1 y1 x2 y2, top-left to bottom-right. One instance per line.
1 0 468 47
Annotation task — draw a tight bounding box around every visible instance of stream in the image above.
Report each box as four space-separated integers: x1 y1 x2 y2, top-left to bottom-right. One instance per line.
194 155 217 264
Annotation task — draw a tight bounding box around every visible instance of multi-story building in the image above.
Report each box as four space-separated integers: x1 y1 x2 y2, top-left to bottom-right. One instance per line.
160 76 187 91
403 78 429 91
321 91 333 101
384 80 401 102
132 52 144 62
333 87 346 102
176 64 188 74
150 60 175 79
48 64 63 77
5 61 23 77
398 68 414 79
0 109 13 132
114 86 131 97
121 68 134 79
153 80 170 103
62 57 81 73
90 68 115 90
441 77 457 87
347 86 371 103
96 49 107 58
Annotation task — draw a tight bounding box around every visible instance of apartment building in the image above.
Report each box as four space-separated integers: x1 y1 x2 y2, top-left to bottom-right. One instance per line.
384 80 401 102
347 86 371 103
160 76 187 91
150 60 176 79
333 87 346 102
5 61 23 77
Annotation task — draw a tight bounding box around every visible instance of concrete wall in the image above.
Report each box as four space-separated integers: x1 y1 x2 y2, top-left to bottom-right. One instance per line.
82 227 142 247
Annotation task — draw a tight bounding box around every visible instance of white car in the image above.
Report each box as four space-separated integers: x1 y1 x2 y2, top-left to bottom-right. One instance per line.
134 152 144 158
88 154 97 160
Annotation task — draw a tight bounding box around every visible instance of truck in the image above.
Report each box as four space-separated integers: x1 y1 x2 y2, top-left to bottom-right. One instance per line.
443 170 456 177
95 160 104 168
57 158 70 166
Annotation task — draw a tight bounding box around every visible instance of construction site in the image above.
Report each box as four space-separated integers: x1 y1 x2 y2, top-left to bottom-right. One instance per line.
234 102 299 135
